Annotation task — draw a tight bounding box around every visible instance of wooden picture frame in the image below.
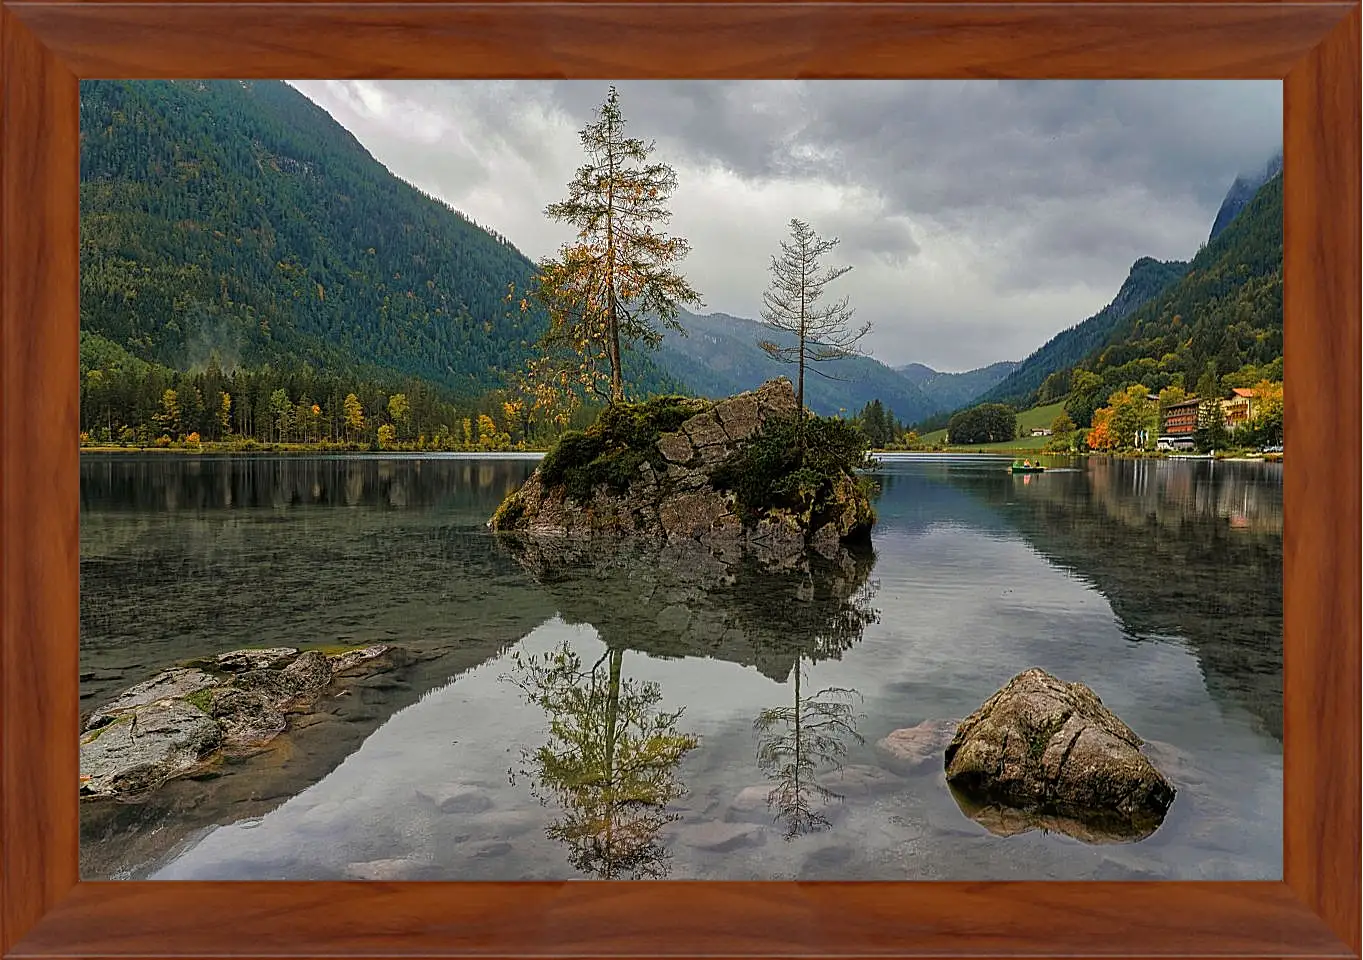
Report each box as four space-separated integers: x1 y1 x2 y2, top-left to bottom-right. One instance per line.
2 2 1358 957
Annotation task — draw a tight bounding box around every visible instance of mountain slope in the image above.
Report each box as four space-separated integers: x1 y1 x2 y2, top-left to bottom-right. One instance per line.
1084 171 1282 391
1208 152 1283 242
977 256 1190 409
656 311 938 423
78 79 683 398
895 360 1020 412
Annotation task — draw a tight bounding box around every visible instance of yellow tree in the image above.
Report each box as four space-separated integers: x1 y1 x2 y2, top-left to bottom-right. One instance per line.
387 393 411 439
1107 385 1158 449
218 392 232 439
1251 379 1284 420
531 86 703 404
343 393 365 441
154 389 182 439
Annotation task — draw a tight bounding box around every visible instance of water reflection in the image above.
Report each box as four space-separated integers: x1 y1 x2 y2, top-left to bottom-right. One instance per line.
947 783 1164 845
503 644 699 879
753 671 865 840
493 535 881 682
495 535 884 847
932 457 1283 741
79 454 1283 881
80 453 525 516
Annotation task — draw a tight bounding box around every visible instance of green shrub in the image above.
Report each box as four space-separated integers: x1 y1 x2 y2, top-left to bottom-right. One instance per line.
711 414 872 524
490 494 526 529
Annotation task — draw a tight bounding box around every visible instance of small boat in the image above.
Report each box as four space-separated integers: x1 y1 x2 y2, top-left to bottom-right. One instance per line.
1010 460 1046 474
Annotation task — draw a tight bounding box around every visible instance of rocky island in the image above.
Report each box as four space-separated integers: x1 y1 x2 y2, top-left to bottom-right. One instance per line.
488 378 877 561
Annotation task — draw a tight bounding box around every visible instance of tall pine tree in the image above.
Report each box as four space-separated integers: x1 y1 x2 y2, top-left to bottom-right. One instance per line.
529 86 703 404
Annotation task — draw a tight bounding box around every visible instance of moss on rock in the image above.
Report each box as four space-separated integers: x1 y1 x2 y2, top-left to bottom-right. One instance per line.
539 395 709 502
489 379 878 551
710 414 876 536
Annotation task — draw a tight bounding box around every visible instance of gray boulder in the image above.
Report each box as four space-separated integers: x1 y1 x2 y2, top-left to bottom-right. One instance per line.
80 699 222 799
85 668 218 732
79 644 406 801
214 647 300 672
943 668 1175 836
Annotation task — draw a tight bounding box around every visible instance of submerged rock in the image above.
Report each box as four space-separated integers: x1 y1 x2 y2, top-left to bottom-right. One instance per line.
677 820 766 853
488 379 876 553
79 644 404 800
943 668 1175 839
876 718 960 773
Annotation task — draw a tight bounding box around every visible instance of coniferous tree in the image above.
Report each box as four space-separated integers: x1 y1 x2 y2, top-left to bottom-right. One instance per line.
757 219 871 432
529 86 703 405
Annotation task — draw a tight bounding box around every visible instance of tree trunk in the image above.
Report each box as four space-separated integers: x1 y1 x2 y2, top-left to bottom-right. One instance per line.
797 332 807 449
603 648 624 878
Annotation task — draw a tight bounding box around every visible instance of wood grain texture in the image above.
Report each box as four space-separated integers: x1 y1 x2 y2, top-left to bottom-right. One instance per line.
5 881 1358 958
0 5 80 957
2 3 1354 79
0 0 1359 958
1283 5 1362 954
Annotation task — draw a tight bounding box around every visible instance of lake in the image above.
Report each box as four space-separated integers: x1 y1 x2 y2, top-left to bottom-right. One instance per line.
79 452 1283 881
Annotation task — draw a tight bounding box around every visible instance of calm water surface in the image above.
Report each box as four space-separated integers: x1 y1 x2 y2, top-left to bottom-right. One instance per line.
79 453 1283 881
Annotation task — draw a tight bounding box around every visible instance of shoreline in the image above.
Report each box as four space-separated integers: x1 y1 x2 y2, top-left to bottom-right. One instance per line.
79 444 1282 464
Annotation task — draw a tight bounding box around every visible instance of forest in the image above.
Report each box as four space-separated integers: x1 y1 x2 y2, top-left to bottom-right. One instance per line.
79 331 595 450
78 78 682 450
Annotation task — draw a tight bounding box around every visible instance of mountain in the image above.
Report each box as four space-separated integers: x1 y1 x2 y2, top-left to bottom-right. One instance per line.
655 310 938 423
1208 152 1283 242
895 360 1020 412
976 256 1190 410
1082 170 1282 393
78 79 681 400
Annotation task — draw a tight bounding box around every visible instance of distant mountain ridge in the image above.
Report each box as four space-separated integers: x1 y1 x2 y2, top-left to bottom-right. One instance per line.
1085 169 1283 391
894 360 1020 412
655 311 940 423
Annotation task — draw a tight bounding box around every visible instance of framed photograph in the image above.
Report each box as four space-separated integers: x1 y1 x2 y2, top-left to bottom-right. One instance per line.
1 1 1357 958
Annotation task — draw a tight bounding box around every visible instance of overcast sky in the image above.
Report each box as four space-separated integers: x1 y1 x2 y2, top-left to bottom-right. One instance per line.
288 80 1281 372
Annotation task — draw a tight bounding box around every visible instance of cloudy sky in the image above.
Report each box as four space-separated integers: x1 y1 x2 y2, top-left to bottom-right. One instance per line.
288 80 1281 372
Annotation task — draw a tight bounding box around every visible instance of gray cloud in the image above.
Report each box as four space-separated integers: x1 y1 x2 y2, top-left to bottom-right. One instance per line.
288 80 1280 372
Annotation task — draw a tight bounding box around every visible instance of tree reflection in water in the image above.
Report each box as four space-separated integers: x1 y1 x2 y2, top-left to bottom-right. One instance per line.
751 564 880 840
494 533 884 859
502 643 698 879
754 671 863 839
